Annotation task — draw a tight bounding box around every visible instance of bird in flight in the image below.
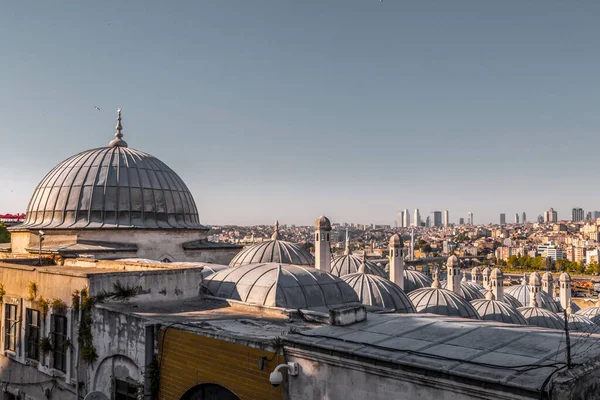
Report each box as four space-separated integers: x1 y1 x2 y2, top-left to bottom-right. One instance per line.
95 106 101 111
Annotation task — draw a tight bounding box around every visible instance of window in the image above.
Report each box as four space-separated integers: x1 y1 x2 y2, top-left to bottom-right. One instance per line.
115 379 139 400
4 304 17 352
26 308 40 360
52 315 67 372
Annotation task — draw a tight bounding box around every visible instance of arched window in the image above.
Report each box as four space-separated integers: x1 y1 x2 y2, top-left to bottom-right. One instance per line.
180 384 241 400
316 233 319 241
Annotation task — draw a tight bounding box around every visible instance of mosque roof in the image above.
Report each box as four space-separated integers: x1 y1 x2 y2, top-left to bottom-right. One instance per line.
505 284 560 313
470 299 528 325
517 307 564 330
575 306 600 325
562 314 600 334
408 284 480 320
403 270 433 293
341 272 415 313
439 280 485 302
330 254 386 278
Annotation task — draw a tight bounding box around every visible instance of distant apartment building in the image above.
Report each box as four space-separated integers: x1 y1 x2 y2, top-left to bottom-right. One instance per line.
566 246 586 264
537 242 563 261
514 213 519 224
432 211 442 227
572 207 585 222
586 211 593 221
413 209 421 227
522 212 526 223
443 210 449 227
544 207 558 223
495 246 525 261
459 217 465 225
443 240 456 255
553 224 567 232
401 209 410 228
467 212 473 226
587 249 600 265
500 213 506 225
425 216 431 228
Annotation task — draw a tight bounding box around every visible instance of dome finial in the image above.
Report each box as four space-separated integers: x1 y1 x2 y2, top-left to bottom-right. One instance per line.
485 289 493 301
358 253 366 274
271 220 282 240
344 227 352 255
109 108 128 148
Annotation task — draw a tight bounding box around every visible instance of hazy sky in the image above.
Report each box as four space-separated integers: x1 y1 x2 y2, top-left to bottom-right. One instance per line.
1 1 599 226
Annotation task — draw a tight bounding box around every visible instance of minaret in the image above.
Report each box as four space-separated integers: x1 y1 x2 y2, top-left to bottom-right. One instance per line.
529 272 542 307
109 108 128 148
490 268 504 302
271 221 282 240
559 272 572 313
446 255 461 295
314 215 332 272
389 234 404 290
410 228 415 261
344 227 352 255
482 267 491 289
541 272 553 297
471 267 482 285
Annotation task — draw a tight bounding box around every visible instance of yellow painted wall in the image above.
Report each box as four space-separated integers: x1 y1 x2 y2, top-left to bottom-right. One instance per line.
159 328 284 400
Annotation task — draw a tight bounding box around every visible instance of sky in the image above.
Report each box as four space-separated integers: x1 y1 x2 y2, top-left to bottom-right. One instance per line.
0 1 599 226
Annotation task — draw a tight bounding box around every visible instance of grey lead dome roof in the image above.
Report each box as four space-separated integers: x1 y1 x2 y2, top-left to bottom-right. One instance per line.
517 307 563 329
202 263 360 311
229 240 314 267
330 254 386 278
505 284 560 313
408 287 480 320
341 273 415 313
470 299 528 325
20 113 203 230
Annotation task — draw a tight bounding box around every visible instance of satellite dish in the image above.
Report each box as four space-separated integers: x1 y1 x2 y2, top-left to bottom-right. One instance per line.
84 392 109 400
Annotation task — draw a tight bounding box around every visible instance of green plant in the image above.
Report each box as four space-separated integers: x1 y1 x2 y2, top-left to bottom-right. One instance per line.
51 298 67 314
27 281 38 301
98 280 146 302
147 357 160 397
37 297 50 317
0 284 5 303
63 338 72 349
81 344 98 364
40 337 52 354
78 288 98 365
72 290 80 314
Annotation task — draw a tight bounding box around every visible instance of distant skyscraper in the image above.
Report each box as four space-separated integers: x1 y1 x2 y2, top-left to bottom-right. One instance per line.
459 217 465 225
432 211 442 227
467 212 473 226
443 210 449 227
500 213 506 225
537 215 544 224
514 213 519 224
544 208 557 223
402 209 410 228
413 209 421 227
572 207 584 222
586 211 592 221
522 212 526 223
425 216 431 228
594 211 600 220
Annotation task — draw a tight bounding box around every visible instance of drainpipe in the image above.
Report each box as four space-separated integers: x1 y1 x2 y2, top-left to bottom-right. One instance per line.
75 291 83 399
144 325 155 399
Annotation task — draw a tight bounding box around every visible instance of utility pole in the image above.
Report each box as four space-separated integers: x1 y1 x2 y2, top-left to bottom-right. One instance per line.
410 228 415 261
564 309 572 369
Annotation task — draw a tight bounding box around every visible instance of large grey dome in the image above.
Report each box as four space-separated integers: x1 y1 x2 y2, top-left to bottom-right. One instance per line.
330 254 386 277
341 272 415 313
20 115 202 230
562 314 600 333
408 287 480 320
517 307 563 329
203 263 359 311
576 306 600 325
470 299 528 325
440 280 485 302
229 240 314 267
403 270 433 293
505 284 560 313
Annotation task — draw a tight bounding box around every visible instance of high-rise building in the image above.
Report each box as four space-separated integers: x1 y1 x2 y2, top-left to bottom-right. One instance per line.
586 212 592 221
402 209 410 228
522 212 526 223
413 209 421 227
459 217 465 225
572 207 584 222
425 216 431 228
537 215 544 223
432 211 442 227
500 213 506 225
514 213 519 224
594 211 600 220
443 210 449 227
544 208 558 223
467 212 473 226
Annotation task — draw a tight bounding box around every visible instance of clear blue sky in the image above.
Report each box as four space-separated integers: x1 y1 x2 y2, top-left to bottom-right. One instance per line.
0 1 599 226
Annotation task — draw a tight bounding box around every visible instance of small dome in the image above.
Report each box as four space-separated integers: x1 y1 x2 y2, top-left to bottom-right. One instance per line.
542 271 553 282
470 299 528 325
490 268 503 280
505 285 560 312
403 270 433 293
517 307 564 329
529 272 541 286
447 254 460 268
503 293 523 309
408 287 480 320
203 263 359 310
562 314 600 333
199 264 229 279
342 273 415 313
330 254 386 278
576 306 600 325
229 240 314 267
315 215 332 231
465 281 486 291
559 272 571 282
389 233 403 246
440 280 485 302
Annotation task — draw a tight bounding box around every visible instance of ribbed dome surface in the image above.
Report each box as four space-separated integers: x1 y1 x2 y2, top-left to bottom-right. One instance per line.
563 314 600 333
408 287 480 320
21 146 202 229
330 254 386 277
505 285 560 312
502 294 523 309
229 240 314 267
576 306 600 325
517 307 564 329
342 273 415 313
470 299 527 325
440 281 485 302
465 281 485 291
403 270 433 293
203 263 359 310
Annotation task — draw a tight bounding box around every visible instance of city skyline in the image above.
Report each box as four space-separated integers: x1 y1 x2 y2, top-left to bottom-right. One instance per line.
2 2 600 225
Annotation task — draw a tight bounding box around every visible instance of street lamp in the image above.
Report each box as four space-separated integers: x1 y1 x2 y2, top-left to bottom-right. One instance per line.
38 230 45 266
